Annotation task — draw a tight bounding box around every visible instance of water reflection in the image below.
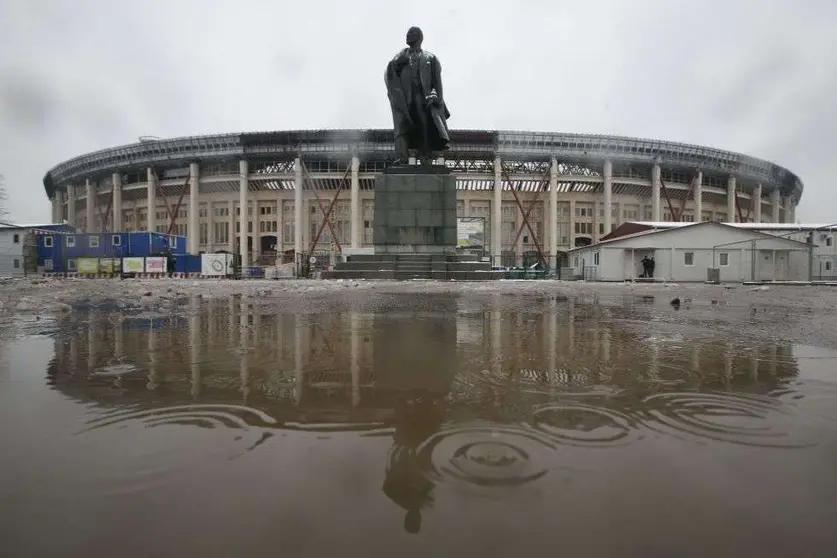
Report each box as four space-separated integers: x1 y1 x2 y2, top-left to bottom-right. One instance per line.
44 294 820 531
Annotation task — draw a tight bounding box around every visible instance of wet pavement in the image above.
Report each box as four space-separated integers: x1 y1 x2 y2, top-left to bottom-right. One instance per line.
2 293 837 557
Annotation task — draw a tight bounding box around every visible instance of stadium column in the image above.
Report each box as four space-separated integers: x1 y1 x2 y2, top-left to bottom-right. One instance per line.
603 159 613 235
651 163 661 222
57 191 65 223
67 185 76 227
770 189 781 223
253 198 260 263
206 200 214 252
783 195 793 224
189 162 200 255
146 168 157 232
227 201 235 252
548 157 558 261
112 172 122 231
85 178 95 233
726 176 736 223
753 184 763 223
350 155 360 249
51 192 60 224
294 158 303 258
238 160 248 268
492 155 502 263
694 171 703 222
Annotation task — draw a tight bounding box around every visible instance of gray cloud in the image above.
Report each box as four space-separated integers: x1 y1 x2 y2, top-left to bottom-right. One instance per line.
1 0 836 222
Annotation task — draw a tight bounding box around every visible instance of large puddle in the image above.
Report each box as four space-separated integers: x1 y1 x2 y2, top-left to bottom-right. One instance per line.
2 294 837 557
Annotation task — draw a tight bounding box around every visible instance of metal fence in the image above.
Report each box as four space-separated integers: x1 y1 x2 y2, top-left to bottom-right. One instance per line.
295 251 335 278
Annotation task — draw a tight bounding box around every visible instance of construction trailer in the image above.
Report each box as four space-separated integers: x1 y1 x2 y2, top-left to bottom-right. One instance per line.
37 231 187 274
0 223 76 277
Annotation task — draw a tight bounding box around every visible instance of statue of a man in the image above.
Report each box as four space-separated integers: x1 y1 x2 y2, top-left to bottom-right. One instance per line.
385 26 451 164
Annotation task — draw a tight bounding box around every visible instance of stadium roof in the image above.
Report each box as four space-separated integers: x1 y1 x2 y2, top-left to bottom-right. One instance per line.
42 129 804 200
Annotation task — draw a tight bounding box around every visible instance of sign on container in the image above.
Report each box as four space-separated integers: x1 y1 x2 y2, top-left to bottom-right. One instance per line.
201 253 232 276
145 257 167 273
77 258 99 274
122 257 144 273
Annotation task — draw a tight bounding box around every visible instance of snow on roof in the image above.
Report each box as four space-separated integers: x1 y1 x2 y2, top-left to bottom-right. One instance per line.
569 220 813 252
629 221 837 231
0 223 58 229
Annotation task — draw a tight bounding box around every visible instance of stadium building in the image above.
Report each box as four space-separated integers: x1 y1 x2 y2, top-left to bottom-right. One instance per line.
42 130 803 268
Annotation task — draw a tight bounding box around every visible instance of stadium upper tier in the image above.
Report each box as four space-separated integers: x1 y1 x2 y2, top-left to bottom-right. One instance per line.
42 129 803 201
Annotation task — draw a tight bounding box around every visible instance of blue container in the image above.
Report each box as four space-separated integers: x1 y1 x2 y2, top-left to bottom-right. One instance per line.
35 227 74 271
37 229 191 273
126 232 154 257
58 232 126 259
246 266 265 278
173 254 201 273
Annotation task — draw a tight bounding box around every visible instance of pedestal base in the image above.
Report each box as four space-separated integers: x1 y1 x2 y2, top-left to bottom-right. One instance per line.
321 164 503 280
372 165 457 254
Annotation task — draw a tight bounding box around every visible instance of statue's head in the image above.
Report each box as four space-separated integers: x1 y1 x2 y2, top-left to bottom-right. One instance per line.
406 26 423 48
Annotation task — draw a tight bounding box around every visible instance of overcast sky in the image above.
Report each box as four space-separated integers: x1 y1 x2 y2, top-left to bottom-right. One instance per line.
1 0 835 223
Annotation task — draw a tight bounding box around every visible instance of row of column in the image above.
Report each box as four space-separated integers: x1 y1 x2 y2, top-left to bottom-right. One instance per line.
492 159 792 260
59 297 794 406
54 159 796 263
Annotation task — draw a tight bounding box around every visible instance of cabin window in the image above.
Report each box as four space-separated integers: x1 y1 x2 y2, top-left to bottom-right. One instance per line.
13 234 20 243
719 252 729 266
827 236 833 247
89 236 99 248
66 236 76 247
13 259 20 268
44 236 54 247
112 235 121 246
826 261 833 272
593 251 600 266
684 251 695 266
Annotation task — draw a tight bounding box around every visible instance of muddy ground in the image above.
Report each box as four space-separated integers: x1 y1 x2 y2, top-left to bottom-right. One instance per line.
2 276 837 349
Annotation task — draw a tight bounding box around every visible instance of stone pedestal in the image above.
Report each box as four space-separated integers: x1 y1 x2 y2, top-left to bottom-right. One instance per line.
373 165 457 254
321 164 503 280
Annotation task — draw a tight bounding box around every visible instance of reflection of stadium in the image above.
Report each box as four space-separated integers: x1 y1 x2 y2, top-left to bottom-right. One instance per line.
46 296 806 530
47 295 800 425
43 130 803 268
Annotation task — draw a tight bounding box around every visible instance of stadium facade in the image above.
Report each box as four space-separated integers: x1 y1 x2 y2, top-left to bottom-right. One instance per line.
42 129 803 267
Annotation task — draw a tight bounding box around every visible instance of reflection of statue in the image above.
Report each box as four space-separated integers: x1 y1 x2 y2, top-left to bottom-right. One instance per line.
385 26 451 164
382 391 446 534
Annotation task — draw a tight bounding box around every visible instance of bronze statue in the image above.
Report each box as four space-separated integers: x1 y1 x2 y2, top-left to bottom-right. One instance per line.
385 26 451 164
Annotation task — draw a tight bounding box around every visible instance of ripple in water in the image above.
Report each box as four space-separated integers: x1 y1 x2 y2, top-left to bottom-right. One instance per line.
638 391 817 448
77 404 277 495
531 403 643 448
416 421 553 487
88 363 138 378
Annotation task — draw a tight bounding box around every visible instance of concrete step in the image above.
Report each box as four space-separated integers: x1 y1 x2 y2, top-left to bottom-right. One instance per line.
320 269 507 281
333 262 397 272
446 262 493 272
347 254 434 263
346 254 487 263
321 270 395 280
